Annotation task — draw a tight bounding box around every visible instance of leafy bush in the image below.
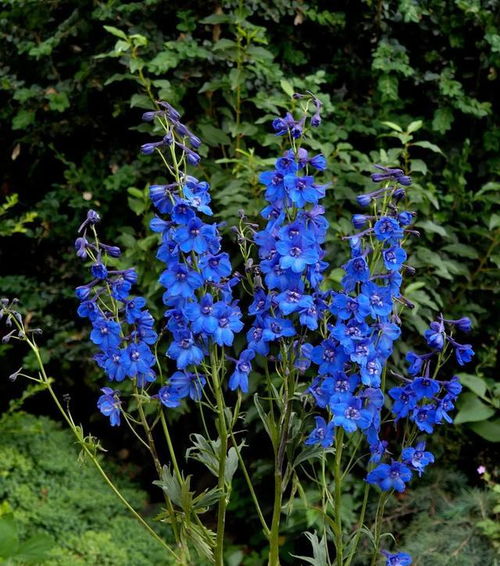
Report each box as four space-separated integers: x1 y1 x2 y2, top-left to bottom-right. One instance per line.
0 412 172 565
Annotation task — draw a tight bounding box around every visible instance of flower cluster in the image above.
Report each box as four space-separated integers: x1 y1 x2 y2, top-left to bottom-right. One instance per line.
246 99 329 389
74 210 159 425
142 103 242 399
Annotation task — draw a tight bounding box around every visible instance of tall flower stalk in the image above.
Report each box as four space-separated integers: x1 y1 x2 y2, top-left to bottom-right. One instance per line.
2 94 475 566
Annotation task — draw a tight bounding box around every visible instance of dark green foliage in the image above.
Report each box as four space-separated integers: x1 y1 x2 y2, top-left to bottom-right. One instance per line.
0 412 172 565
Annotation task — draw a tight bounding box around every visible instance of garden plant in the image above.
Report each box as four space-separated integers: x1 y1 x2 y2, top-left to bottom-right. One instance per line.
1 92 481 565
1 2 498 565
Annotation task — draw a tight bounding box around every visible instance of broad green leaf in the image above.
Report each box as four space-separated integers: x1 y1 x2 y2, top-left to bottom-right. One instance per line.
407 119 423 133
416 220 448 237
469 419 500 442
0 514 18 558
380 121 403 132
103 25 128 40
280 79 295 98
16 534 54 563
455 392 495 424
12 110 35 130
47 91 70 112
411 140 444 154
458 373 488 398
432 107 454 133
442 243 479 259
198 124 230 146
200 14 233 24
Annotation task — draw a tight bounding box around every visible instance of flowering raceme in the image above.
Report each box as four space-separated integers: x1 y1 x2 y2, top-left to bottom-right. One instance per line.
67 95 475 565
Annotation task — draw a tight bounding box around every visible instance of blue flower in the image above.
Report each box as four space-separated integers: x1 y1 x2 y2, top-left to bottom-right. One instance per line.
167 331 204 369
452 342 474 366
102 349 128 382
183 294 218 334
91 262 108 280
331 396 372 433
276 286 314 315
389 385 418 419
381 550 412 566
124 297 147 323
424 320 445 350
262 316 296 342
305 416 335 447
361 281 393 317
159 263 204 298
173 217 219 254
401 442 434 477
90 318 122 350
158 385 183 408
405 352 424 376
284 174 325 207
276 235 319 273
382 246 407 271
169 370 207 401
97 387 121 426
411 377 440 401
198 253 232 282
212 302 244 346
411 405 437 434
229 349 255 393
121 342 155 378
366 461 412 492
374 217 404 242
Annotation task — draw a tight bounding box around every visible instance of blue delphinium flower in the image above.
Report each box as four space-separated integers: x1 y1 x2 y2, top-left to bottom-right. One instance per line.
381 550 412 566
229 349 255 393
366 461 412 492
402 442 434 476
305 416 335 447
97 387 121 426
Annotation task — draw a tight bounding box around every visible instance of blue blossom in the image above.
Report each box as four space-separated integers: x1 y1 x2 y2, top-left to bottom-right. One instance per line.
229 349 255 393
331 396 372 433
411 377 440 401
183 293 218 334
169 370 207 401
374 217 404 242
361 281 393 317
121 342 155 378
451 341 475 366
97 387 121 426
198 253 232 282
262 316 296 342
158 385 183 408
401 442 434 476
167 331 204 369
389 385 418 419
381 550 412 566
366 461 412 492
305 416 335 447
212 302 244 346
159 263 204 299
382 246 407 271
90 318 122 350
424 320 445 350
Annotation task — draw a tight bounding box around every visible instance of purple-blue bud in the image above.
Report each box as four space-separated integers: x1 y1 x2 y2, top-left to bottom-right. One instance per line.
310 112 321 127
352 214 369 229
75 285 92 300
158 101 181 121
74 237 88 259
397 174 412 186
453 317 472 332
398 211 414 225
393 187 406 201
186 149 201 166
140 142 162 155
357 194 372 207
100 244 121 258
188 134 202 149
87 210 100 224
142 111 157 121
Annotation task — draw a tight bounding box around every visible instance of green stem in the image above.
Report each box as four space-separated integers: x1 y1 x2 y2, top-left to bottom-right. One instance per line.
334 428 345 566
370 493 388 566
268 468 282 566
345 483 370 566
211 348 229 566
26 339 180 561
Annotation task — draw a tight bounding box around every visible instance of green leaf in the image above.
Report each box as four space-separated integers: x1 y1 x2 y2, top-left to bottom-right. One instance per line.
454 392 495 424
127 197 146 215
488 213 500 230
198 124 230 146
407 120 423 133
254 394 277 448
380 120 403 132
0 514 19 558
200 14 233 24
12 109 35 130
16 534 54 563
458 373 488 398
416 220 448 237
103 25 128 40
411 140 444 155
46 91 70 112
441 243 479 259
280 79 295 98
432 107 454 133
469 419 500 442
130 94 154 110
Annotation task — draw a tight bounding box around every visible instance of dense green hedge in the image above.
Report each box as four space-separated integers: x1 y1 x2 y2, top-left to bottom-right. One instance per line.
0 412 172 565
